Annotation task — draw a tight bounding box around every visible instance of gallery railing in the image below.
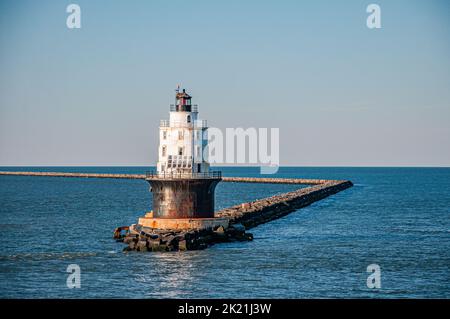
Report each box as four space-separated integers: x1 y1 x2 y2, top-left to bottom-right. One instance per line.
145 171 222 179
160 119 207 128
169 105 198 112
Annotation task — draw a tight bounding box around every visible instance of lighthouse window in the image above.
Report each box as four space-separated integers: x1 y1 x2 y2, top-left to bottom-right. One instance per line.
162 131 167 140
162 146 166 157
187 115 191 123
178 147 183 156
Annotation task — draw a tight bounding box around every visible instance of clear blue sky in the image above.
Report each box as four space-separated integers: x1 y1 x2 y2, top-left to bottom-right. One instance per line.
1 0 449 166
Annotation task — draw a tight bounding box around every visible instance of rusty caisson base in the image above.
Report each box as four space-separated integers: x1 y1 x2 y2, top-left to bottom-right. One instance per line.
146 176 221 219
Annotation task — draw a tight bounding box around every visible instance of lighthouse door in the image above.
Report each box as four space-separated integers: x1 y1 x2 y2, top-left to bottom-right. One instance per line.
197 164 201 173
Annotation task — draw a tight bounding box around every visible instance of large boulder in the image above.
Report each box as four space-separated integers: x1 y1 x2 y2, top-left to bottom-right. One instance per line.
123 234 138 245
178 239 187 251
136 240 149 252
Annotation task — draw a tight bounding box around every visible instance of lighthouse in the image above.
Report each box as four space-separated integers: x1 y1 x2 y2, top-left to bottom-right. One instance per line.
139 88 227 230
156 88 209 176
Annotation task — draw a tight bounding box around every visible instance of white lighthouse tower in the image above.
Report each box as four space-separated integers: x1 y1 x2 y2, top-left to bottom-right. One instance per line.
142 88 224 227
156 88 209 176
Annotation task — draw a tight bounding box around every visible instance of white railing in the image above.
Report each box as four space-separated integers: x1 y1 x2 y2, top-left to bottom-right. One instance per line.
167 155 193 169
159 120 207 128
146 170 222 179
160 120 170 127
169 105 198 112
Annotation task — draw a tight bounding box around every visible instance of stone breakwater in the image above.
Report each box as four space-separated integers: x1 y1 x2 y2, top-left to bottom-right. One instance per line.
0 171 353 252
216 180 353 229
0 171 146 179
116 180 352 252
117 223 253 252
0 171 331 185
222 177 333 185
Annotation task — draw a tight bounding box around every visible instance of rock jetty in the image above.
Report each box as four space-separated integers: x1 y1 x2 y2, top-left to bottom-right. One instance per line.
0 171 337 185
115 223 253 252
0 171 353 252
116 180 353 252
216 180 353 229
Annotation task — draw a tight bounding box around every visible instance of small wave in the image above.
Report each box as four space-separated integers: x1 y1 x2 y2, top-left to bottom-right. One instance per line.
390 227 449 235
0 251 98 262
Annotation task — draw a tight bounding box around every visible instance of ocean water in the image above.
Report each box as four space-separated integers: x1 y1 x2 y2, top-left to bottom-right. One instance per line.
0 167 449 298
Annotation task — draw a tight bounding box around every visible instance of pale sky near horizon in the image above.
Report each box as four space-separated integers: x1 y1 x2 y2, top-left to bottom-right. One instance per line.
1 0 449 167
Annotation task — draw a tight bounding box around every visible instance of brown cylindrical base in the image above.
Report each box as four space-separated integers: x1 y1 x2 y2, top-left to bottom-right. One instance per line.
147 178 221 218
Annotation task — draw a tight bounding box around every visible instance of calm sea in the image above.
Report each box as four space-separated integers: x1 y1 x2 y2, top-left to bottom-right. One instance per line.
0 167 449 298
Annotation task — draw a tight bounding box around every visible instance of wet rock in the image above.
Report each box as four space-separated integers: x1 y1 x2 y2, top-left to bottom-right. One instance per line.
167 236 181 250
128 241 137 250
214 225 225 233
178 239 187 251
161 235 175 245
226 223 246 239
129 224 141 235
120 224 256 252
213 226 227 242
123 235 138 244
113 226 129 240
230 223 245 233
137 240 148 252
155 243 168 252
